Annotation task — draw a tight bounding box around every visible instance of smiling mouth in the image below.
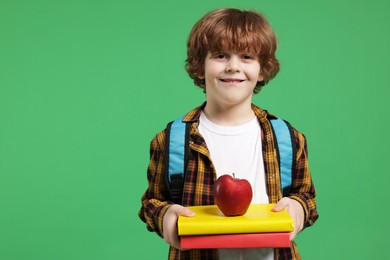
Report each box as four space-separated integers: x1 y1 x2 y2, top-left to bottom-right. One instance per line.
220 79 244 83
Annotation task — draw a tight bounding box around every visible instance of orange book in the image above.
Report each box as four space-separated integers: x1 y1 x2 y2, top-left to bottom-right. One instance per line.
178 204 293 236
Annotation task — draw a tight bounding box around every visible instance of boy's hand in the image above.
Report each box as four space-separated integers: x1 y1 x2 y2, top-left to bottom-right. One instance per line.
272 198 304 241
162 204 195 250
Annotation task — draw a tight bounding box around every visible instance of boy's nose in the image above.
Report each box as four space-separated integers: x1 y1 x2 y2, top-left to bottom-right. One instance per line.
225 56 241 73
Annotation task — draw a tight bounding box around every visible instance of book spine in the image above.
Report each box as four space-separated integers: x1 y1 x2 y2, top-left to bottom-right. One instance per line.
181 233 290 249
178 220 293 236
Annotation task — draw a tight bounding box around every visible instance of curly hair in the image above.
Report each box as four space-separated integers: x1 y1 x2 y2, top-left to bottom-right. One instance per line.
185 8 280 93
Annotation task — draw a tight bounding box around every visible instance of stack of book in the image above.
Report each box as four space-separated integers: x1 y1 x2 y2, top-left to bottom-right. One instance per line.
178 204 293 249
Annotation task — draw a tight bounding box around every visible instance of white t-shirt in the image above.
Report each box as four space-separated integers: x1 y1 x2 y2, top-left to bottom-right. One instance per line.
198 112 273 260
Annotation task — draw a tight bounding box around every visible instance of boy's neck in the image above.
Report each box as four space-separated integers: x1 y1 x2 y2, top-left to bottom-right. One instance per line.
203 102 255 126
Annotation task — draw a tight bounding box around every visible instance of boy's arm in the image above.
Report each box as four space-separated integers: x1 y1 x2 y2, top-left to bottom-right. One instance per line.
288 130 319 229
138 131 172 237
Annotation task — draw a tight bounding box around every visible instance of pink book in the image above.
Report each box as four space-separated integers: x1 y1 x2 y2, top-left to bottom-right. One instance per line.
181 232 290 249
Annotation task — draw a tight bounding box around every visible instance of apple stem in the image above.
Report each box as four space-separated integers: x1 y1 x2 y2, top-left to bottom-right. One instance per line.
232 173 235 178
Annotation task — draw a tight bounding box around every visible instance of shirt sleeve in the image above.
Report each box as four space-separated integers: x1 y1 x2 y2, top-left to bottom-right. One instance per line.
138 131 173 237
289 129 319 228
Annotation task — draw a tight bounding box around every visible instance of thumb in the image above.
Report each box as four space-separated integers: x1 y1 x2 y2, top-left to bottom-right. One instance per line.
272 197 291 212
176 206 196 217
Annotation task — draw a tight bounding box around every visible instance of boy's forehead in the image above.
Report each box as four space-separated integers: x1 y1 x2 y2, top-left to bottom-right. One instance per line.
208 39 260 54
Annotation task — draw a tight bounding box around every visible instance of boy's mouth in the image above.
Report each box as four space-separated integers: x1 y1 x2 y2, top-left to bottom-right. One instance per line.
220 79 244 83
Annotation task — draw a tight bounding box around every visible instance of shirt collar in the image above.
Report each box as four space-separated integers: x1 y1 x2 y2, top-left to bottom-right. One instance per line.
182 102 277 123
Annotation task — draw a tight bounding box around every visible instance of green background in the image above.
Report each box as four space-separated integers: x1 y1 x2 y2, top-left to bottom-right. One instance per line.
1 0 389 259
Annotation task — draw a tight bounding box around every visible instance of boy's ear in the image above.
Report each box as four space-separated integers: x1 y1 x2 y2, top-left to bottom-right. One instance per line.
257 73 264 82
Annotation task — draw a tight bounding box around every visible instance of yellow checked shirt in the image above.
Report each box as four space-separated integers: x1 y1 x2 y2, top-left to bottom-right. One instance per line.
139 103 318 260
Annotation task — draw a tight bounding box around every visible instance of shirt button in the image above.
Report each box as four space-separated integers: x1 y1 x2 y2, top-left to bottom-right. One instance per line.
189 141 194 145
266 135 271 141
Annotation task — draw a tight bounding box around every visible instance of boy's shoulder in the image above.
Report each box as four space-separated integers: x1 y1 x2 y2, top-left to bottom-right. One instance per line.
250 104 307 143
154 103 306 144
149 104 205 150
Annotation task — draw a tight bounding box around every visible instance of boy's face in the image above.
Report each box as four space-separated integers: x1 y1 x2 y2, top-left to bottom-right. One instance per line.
202 51 263 107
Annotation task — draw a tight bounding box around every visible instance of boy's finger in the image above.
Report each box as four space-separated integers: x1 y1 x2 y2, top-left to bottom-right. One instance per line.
272 197 291 212
176 207 196 217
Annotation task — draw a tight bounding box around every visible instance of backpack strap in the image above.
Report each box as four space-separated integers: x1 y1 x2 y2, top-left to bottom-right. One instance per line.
165 116 295 203
164 116 190 204
270 118 295 196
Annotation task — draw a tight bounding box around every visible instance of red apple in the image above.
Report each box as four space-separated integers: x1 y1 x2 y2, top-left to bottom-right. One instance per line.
214 174 253 216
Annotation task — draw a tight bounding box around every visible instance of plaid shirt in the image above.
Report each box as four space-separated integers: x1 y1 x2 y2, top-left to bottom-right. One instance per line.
139 103 318 260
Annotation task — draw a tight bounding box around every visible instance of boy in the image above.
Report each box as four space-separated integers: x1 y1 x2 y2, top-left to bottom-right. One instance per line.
139 8 318 260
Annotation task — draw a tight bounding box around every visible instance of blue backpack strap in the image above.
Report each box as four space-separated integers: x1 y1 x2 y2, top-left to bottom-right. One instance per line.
165 115 294 201
168 116 186 180
165 116 190 204
270 118 294 196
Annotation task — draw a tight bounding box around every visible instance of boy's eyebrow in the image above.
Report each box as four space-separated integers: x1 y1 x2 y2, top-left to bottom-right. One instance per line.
209 49 258 55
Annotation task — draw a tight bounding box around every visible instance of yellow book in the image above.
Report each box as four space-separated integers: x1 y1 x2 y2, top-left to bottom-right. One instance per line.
178 204 294 236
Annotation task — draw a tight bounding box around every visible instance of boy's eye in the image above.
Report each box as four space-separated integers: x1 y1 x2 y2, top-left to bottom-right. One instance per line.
214 53 227 59
242 54 255 60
